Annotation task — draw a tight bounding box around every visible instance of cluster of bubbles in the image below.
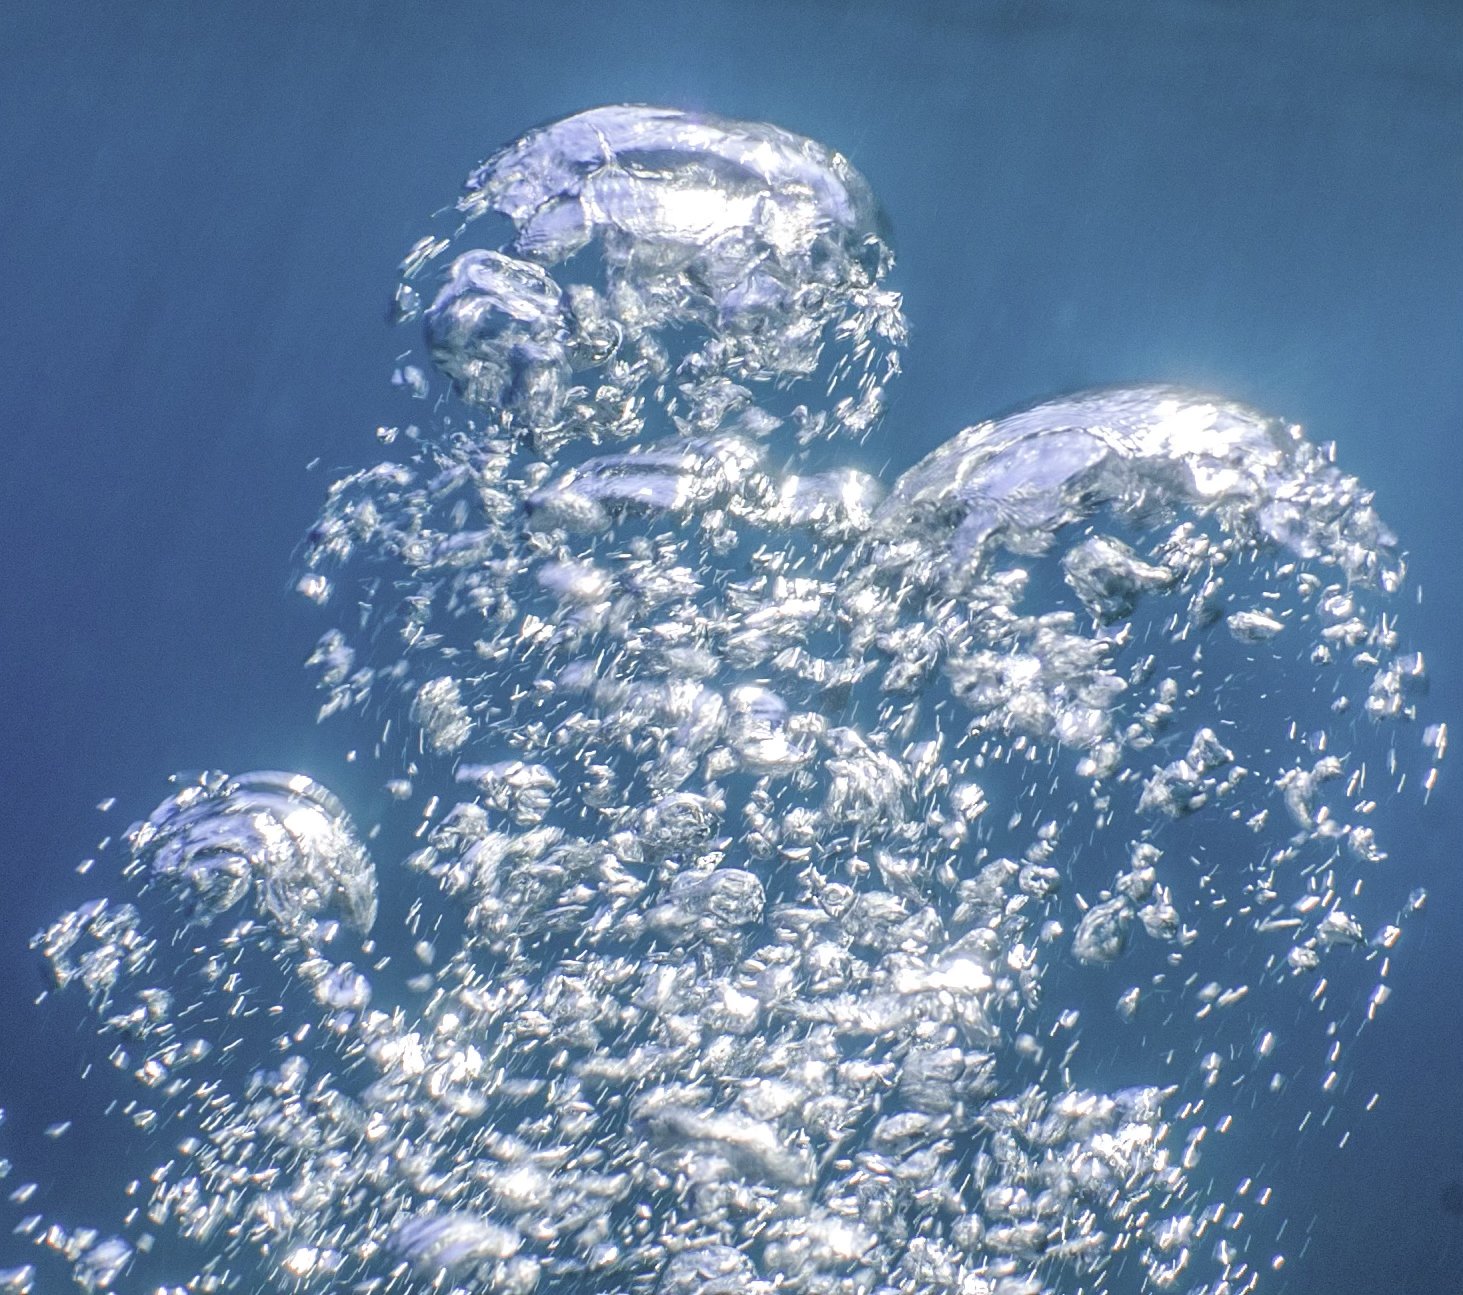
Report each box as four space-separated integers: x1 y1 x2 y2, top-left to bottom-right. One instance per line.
7 107 1446 1295
393 103 903 455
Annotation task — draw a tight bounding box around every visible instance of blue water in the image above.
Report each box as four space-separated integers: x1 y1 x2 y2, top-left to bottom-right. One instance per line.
1 1 1460 1290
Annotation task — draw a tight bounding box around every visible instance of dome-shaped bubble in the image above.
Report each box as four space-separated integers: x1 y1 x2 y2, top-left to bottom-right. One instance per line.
872 384 1400 588
128 770 377 939
403 104 905 450
463 103 883 254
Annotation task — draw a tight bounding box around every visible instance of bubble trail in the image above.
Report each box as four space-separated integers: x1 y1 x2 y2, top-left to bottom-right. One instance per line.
15 107 1442 1295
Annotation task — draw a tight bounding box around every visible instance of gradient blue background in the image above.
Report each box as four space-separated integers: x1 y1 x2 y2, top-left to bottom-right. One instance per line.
1 0 1460 1288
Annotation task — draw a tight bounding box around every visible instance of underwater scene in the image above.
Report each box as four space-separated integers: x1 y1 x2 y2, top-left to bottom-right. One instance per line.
1 4 1459 1295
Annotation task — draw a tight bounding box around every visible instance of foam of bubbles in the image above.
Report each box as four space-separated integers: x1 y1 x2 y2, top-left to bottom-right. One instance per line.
14 107 1444 1295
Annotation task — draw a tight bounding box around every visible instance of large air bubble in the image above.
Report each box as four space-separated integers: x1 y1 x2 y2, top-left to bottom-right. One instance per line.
129 770 377 940
401 105 905 454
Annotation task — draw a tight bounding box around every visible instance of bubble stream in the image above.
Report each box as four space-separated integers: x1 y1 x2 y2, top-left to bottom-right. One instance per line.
13 106 1441 1295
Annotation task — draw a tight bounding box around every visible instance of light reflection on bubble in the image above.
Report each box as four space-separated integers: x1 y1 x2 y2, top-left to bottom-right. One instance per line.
12 106 1444 1295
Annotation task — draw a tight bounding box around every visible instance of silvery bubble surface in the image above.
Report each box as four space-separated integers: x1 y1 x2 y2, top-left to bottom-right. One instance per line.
12 106 1444 1295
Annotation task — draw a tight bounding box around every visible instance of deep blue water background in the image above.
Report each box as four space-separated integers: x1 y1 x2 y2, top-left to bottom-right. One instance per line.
1 0 1460 1288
